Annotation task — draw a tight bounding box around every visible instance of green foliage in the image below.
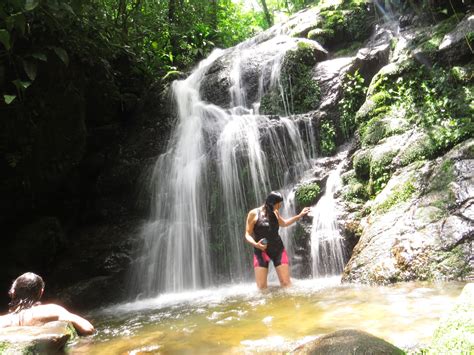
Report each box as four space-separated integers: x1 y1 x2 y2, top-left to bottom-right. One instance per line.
339 69 367 139
260 42 321 115
319 120 336 156
368 150 398 195
295 182 321 206
318 0 373 47
374 179 417 214
364 63 473 161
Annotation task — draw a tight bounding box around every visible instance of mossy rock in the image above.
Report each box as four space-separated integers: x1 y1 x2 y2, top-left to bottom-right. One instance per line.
372 178 417 214
353 149 371 181
295 182 321 207
307 28 334 45
430 283 474 354
396 132 437 167
260 40 325 115
0 321 77 354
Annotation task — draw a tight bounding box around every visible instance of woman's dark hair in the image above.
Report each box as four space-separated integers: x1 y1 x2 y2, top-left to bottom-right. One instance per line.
263 191 283 224
8 273 45 313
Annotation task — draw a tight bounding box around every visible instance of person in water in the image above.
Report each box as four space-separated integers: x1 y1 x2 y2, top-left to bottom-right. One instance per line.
245 191 310 289
0 272 95 335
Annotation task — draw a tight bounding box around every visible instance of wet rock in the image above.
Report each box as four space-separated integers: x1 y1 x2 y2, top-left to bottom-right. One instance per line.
430 283 474 353
342 139 474 284
438 13 474 64
0 321 76 354
294 329 404 354
4 217 65 279
201 36 327 110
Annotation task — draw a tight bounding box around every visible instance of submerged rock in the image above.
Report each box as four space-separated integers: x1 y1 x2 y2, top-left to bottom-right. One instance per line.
293 329 404 354
0 321 76 354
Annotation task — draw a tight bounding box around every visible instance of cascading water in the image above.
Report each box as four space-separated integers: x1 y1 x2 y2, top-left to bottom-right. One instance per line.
130 30 344 296
309 162 346 277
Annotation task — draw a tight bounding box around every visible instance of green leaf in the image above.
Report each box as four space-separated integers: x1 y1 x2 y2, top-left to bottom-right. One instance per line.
0 29 11 50
52 46 69 66
12 79 31 90
24 0 39 11
4 95 17 104
13 13 26 35
31 52 47 61
60 2 75 15
23 59 37 81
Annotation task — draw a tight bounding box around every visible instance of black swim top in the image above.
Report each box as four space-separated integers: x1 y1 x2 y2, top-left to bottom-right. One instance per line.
253 208 284 254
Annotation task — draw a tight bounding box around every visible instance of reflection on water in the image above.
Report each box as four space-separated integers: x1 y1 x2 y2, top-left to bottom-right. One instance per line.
70 278 464 354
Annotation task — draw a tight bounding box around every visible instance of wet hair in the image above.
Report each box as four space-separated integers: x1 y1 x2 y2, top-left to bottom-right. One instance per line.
8 273 45 313
263 191 283 224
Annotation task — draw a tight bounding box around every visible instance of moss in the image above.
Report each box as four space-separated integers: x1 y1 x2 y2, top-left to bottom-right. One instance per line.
368 149 398 195
295 182 321 206
360 116 386 146
318 1 373 46
374 179 417 214
307 28 334 45
398 135 437 166
319 120 336 156
333 41 362 57
414 14 461 54
428 158 455 192
353 150 371 180
344 179 369 202
260 42 321 115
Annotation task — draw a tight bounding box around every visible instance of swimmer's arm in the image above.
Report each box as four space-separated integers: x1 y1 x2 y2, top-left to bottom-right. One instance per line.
244 210 267 251
44 304 95 335
275 207 310 227
244 210 258 247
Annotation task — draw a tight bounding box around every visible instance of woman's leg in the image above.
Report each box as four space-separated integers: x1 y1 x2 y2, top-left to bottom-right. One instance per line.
275 264 291 287
254 267 268 289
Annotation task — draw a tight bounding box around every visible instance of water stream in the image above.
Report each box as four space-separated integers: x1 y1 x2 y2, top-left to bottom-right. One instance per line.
71 280 465 354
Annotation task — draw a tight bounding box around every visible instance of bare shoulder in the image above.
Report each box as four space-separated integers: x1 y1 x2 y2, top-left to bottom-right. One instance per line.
247 208 260 219
37 303 69 315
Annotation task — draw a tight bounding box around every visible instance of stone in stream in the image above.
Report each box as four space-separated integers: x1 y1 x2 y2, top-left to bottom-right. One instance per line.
293 329 404 354
0 321 77 354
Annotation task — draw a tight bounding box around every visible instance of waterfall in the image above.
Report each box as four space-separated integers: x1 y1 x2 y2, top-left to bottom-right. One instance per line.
309 163 346 277
130 35 321 297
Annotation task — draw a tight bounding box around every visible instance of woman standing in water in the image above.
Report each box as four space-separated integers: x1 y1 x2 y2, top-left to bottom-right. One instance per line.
244 191 310 289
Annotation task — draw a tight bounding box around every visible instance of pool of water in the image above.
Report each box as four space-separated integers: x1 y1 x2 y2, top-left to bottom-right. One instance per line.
69 277 465 354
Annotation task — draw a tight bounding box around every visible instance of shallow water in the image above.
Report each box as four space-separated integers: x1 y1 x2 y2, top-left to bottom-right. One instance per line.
70 278 464 354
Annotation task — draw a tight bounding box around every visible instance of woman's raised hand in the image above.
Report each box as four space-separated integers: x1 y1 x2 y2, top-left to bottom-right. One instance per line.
299 207 311 218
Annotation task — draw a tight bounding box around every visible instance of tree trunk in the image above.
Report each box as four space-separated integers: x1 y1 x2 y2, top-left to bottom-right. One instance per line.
168 0 178 58
260 0 273 27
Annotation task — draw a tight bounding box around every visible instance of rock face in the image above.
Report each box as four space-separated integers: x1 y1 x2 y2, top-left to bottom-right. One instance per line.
430 283 474 353
342 139 474 284
0 321 76 354
294 329 404 354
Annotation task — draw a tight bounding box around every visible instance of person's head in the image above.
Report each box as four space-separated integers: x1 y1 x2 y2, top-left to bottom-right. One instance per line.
8 272 45 313
264 191 284 215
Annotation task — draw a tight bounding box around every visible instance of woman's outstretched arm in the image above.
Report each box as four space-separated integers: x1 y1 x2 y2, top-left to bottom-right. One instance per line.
275 207 310 227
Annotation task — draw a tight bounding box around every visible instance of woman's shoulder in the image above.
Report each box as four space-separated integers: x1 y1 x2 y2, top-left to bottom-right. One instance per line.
248 207 262 216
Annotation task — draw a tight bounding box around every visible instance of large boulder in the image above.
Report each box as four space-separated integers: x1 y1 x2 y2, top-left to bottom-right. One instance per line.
200 37 327 110
342 139 474 284
294 329 404 354
438 13 474 64
0 321 76 354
